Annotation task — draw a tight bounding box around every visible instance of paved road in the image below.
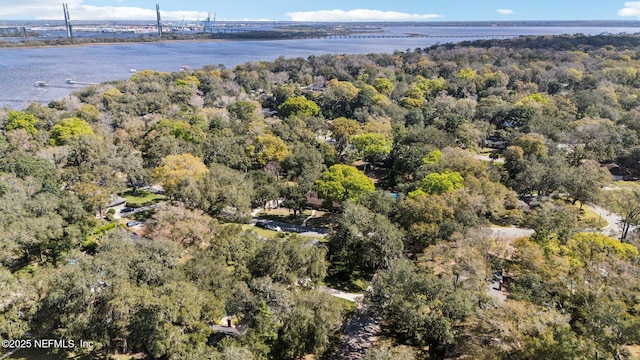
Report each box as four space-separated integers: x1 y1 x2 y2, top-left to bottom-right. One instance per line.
322 285 379 360
486 201 632 240
332 306 380 360
586 203 627 238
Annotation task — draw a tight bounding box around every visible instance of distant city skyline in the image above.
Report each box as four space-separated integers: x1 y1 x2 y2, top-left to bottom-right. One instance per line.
1 1 640 22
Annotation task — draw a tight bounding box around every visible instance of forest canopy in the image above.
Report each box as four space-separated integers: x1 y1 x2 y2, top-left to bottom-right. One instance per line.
1 33 640 359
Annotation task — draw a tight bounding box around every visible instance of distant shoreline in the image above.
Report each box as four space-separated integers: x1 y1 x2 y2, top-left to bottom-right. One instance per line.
0 32 338 49
0 37 241 50
3 20 640 49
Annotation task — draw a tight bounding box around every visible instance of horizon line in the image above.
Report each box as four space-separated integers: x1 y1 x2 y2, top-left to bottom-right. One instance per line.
3 19 640 23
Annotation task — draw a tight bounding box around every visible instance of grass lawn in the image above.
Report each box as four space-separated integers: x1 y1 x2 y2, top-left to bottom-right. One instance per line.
333 296 357 313
257 208 306 224
324 273 369 293
565 200 607 229
477 147 496 155
304 212 336 229
579 203 607 228
240 224 279 239
121 189 165 206
606 181 640 190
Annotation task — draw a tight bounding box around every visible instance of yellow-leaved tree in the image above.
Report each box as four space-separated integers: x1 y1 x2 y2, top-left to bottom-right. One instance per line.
152 153 208 199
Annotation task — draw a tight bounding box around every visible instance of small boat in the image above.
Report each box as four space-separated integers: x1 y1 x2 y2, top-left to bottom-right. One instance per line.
34 81 48 87
65 79 76 84
179 65 190 71
129 69 137 73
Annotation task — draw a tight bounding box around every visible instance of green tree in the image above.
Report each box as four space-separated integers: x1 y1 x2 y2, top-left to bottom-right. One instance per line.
0 267 37 340
565 159 610 207
75 104 101 123
328 203 404 277
524 201 580 247
152 153 209 199
50 117 94 145
562 233 640 359
248 170 280 209
608 188 640 242
145 204 217 248
196 164 254 221
253 134 291 166
351 132 392 171
249 235 328 285
468 301 594 360
0 174 78 266
512 133 548 159
411 171 464 197
330 117 361 156
278 95 320 118
363 345 416 360
273 291 343 359
281 183 309 218
372 77 394 96
5 110 38 134
320 79 359 118
281 145 325 185
204 130 253 172
315 164 374 207
513 156 569 196
228 101 260 123
366 259 472 358
35 233 223 358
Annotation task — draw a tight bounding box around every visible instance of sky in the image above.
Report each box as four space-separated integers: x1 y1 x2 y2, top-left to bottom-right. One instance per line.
1 0 640 21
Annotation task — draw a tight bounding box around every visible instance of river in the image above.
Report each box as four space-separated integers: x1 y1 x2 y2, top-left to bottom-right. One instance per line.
1 25 639 109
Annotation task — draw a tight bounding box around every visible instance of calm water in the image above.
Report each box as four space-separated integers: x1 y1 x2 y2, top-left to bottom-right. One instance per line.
1 26 639 109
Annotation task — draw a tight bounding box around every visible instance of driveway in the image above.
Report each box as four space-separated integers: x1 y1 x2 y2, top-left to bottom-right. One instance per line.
584 203 628 238
115 204 156 219
251 206 329 238
318 286 364 303
252 218 329 237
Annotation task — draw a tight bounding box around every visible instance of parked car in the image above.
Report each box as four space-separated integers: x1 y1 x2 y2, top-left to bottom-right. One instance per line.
256 221 282 232
126 221 141 227
121 207 134 213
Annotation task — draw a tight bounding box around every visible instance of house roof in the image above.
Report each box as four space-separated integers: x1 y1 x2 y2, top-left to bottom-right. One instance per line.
107 195 127 208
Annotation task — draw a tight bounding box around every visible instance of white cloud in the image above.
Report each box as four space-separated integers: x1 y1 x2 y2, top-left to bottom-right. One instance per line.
0 0 208 20
497 9 514 15
285 9 443 22
619 1 640 17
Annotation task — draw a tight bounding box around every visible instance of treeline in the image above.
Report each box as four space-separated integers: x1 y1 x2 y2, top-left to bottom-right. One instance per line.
0 29 342 48
456 33 640 51
1 34 640 359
